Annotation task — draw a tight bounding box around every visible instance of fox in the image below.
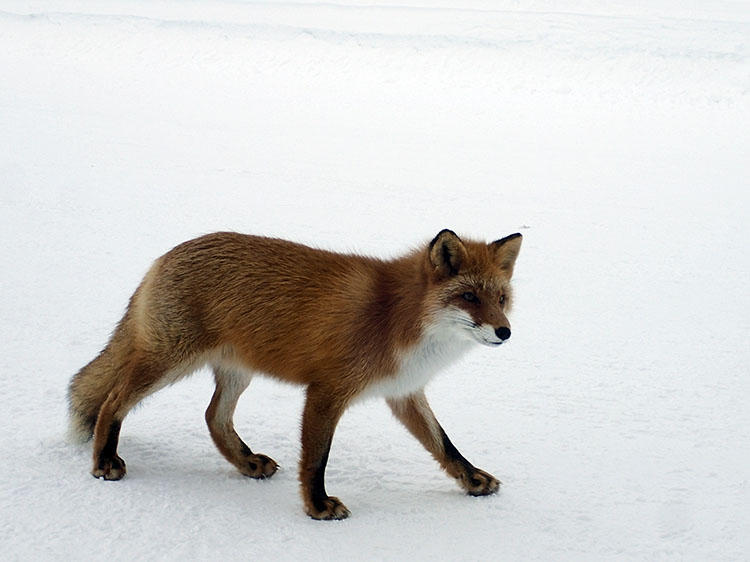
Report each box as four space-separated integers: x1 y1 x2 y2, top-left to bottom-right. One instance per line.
68 229 522 520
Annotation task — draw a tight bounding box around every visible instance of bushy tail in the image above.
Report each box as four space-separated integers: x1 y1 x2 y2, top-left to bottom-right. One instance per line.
67 347 119 443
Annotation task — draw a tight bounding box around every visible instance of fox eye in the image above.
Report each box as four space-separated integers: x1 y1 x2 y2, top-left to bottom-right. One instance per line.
461 292 478 303
499 294 506 305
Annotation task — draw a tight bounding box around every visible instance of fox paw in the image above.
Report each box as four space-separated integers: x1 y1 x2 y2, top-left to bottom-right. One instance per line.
239 453 278 479
306 496 351 521
92 454 127 481
459 468 500 496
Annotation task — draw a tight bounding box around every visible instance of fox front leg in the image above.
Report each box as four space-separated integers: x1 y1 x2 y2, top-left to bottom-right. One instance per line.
387 391 500 496
299 384 351 520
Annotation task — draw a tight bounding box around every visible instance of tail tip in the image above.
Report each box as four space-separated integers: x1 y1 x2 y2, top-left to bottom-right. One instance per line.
66 411 94 444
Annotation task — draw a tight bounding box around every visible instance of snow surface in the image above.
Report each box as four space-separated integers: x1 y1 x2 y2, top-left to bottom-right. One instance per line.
1 0 748 559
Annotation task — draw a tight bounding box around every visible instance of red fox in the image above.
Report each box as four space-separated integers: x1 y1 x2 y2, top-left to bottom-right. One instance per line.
68 229 522 520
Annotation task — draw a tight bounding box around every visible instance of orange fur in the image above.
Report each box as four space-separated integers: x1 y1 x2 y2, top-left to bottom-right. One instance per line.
68 229 522 519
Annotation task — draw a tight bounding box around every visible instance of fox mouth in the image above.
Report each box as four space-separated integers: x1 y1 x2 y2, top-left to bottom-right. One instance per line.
474 335 504 346
464 324 504 347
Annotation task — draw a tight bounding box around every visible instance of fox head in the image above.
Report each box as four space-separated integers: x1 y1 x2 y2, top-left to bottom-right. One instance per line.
425 229 522 346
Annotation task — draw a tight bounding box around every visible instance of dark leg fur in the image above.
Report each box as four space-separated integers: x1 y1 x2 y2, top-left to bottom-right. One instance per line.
91 387 128 480
89 355 167 480
387 391 500 496
92 419 126 480
299 384 350 520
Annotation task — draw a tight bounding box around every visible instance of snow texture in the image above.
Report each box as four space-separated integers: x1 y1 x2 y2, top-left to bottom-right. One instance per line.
1 0 748 559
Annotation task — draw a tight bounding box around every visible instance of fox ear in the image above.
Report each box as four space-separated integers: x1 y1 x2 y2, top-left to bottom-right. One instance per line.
429 229 468 277
491 233 522 275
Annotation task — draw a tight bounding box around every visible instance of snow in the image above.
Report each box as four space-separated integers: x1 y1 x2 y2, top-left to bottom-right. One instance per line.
1 0 748 559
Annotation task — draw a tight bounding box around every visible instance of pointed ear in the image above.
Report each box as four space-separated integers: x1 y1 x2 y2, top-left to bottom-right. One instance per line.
428 229 468 277
490 233 522 276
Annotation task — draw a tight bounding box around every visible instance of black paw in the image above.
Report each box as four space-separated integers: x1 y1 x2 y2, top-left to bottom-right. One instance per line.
459 468 500 496
92 454 127 481
239 453 278 479
306 496 351 520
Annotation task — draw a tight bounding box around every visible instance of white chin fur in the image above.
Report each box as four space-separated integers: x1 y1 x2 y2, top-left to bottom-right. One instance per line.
474 336 503 346
468 325 504 346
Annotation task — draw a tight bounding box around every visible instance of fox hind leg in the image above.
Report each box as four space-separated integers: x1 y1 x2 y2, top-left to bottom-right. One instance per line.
91 355 168 480
206 366 278 479
92 412 126 480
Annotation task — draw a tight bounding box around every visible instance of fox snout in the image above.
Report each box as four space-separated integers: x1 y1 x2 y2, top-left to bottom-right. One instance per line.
483 324 510 346
494 326 511 341
460 317 512 347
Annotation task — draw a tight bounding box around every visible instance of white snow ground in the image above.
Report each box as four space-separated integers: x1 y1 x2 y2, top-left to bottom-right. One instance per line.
1 1 748 559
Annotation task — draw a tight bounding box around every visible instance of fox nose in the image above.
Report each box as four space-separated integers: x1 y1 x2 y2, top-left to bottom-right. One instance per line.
495 327 511 341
